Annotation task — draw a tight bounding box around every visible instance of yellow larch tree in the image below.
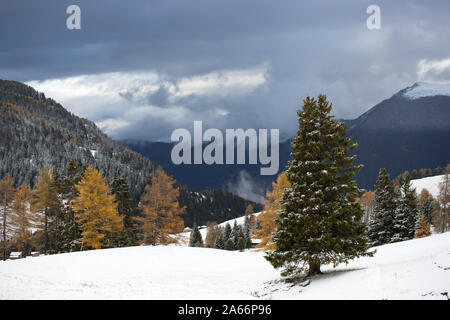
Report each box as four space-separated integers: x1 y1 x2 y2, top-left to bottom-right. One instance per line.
31 165 61 254
11 182 34 252
0 174 15 260
70 166 123 250
135 167 185 245
257 172 291 250
416 213 431 238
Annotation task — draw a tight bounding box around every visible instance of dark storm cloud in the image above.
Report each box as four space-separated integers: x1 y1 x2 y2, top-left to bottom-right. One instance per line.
1 0 450 141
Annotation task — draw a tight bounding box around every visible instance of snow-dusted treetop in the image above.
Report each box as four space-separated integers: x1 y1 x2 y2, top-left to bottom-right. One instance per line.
403 82 450 100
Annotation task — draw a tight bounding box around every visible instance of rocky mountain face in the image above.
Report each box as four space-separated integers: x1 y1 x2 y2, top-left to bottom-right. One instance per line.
0 79 260 226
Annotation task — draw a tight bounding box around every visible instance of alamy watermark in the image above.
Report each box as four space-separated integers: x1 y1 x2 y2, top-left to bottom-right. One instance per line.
366 5 381 30
66 5 81 30
171 121 279 176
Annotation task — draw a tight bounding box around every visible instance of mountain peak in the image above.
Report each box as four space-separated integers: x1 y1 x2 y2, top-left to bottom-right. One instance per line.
401 82 450 100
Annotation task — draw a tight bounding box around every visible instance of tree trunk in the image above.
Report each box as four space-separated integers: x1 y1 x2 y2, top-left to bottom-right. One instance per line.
308 260 322 276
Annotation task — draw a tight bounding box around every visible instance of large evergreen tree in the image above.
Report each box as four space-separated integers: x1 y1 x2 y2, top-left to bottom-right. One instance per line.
367 168 397 246
266 95 372 278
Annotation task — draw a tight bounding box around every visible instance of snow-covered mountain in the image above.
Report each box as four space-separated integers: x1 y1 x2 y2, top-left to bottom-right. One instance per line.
402 82 450 100
346 83 450 190
0 79 260 227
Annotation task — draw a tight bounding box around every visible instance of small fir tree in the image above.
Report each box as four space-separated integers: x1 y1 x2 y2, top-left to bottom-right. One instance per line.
214 233 225 250
111 174 137 246
237 237 246 252
223 223 232 243
225 238 235 251
189 223 204 247
368 168 397 246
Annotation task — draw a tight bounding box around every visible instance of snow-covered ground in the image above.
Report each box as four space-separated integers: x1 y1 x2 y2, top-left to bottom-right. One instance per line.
411 174 443 198
1 232 449 300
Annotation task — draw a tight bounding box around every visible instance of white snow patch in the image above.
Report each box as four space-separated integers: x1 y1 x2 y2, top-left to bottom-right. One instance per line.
403 82 450 99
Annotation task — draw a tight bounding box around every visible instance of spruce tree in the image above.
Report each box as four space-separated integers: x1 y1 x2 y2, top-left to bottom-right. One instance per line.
266 95 372 278
57 160 86 252
237 237 246 251
214 233 225 250
394 174 419 241
368 168 397 246
189 223 204 247
244 219 252 249
223 223 232 243
111 174 136 246
225 238 235 251
231 221 240 249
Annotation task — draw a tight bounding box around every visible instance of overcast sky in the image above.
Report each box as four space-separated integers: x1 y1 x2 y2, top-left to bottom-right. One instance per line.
1 0 450 141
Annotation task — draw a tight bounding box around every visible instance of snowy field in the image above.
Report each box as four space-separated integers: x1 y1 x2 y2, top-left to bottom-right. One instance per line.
0 232 449 300
411 175 443 198
1 174 448 300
